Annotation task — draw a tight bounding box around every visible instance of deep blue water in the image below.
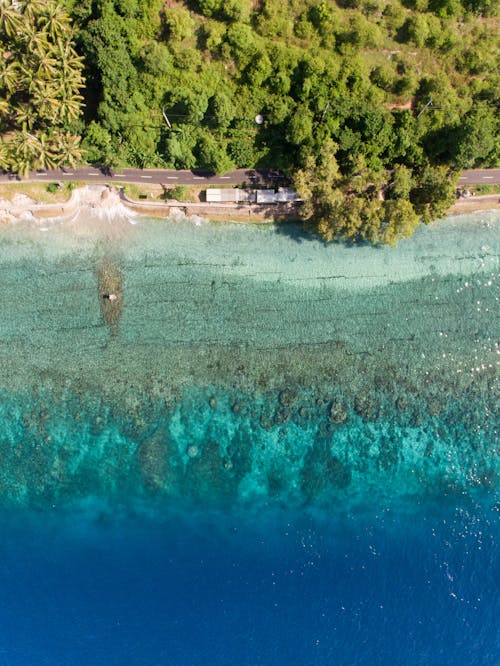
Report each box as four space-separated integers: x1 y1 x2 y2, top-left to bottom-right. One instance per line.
0 499 498 666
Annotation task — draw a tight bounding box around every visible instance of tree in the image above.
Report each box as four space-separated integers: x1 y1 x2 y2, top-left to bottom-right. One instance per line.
294 139 346 241
381 199 420 246
209 91 236 129
295 138 425 245
390 164 413 199
0 1 21 38
82 121 117 167
0 0 84 174
286 106 314 146
453 105 499 168
196 133 234 173
162 7 195 42
410 164 458 223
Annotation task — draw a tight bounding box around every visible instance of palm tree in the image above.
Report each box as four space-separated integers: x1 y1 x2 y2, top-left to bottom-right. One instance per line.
55 90 83 124
30 131 57 169
1 0 85 174
54 38 84 82
52 130 83 168
0 2 21 39
0 138 10 167
8 128 38 176
13 102 34 129
30 81 61 122
36 3 70 42
22 0 49 27
0 60 19 95
31 42 59 80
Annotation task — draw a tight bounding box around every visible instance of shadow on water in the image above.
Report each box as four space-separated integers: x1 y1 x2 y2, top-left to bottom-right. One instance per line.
275 218 318 245
273 219 389 251
97 257 123 337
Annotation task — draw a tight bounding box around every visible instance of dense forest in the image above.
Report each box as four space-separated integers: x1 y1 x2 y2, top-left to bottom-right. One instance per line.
1 0 498 243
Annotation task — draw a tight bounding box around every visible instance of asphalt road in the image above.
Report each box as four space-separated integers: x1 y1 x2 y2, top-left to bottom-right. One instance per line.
457 169 500 185
0 167 499 186
0 167 288 187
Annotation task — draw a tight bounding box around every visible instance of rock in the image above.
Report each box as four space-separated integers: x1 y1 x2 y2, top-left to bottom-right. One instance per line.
354 394 376 420
274 408 290 424
260 416 273 430
427 398 442 416
329 400 348 423
209 396 217 410
395 396 408 411
279 388 297 406
187 445 199 459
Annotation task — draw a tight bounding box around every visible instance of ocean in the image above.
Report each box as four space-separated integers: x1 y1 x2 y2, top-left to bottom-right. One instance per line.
0 209 498 664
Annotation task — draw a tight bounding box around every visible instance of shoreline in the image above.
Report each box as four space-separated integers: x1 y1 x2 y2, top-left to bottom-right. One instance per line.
0 184 498 229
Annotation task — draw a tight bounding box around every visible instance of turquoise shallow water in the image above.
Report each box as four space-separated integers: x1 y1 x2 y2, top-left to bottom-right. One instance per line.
0 210 498 664
0 211 497 512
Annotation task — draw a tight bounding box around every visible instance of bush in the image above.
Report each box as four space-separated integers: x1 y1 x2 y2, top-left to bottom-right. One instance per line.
168 185 187 200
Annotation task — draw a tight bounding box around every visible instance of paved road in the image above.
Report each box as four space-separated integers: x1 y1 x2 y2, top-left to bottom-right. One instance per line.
0 166 499 186
457 169 500 185
0 167 288 187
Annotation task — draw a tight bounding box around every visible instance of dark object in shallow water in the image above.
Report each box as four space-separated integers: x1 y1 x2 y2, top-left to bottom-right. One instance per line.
97 258 123 336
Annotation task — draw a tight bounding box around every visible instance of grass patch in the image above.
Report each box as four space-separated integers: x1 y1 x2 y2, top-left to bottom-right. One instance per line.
121 183 201 202
121 183 164 200
469 184 500 195
0 181 83 203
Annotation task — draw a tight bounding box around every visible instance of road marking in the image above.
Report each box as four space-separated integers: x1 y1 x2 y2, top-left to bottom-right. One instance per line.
114 174 125 177
86 173 99 176
458 177 468 180
193 176 205 180
166 176 178 180
141 175 153 179
482 176 494 179
36 173 48 176
220 176 231 179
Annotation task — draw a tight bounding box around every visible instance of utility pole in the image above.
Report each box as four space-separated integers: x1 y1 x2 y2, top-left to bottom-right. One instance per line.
417 96 433 119
162 108 172 129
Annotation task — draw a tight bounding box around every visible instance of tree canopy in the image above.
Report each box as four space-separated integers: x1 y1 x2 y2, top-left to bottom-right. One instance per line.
0 0 84 175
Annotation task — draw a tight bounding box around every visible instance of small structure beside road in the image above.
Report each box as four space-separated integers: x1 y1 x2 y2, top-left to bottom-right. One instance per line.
206 188 253 203
206 187 301 205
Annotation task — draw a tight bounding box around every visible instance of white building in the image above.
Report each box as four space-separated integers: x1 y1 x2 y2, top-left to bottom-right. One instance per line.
206 188 252 203
206 187 300 204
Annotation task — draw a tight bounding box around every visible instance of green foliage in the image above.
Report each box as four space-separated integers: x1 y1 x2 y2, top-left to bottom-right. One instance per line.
162 7 195 42
167 185 187 201
81 121 116 166
410 164 458 223
10 0 490 243
390 164 413 199
0 0 84 174
453 104 499 168
370 62 397 92
196 134 234 174
294 139 425 245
